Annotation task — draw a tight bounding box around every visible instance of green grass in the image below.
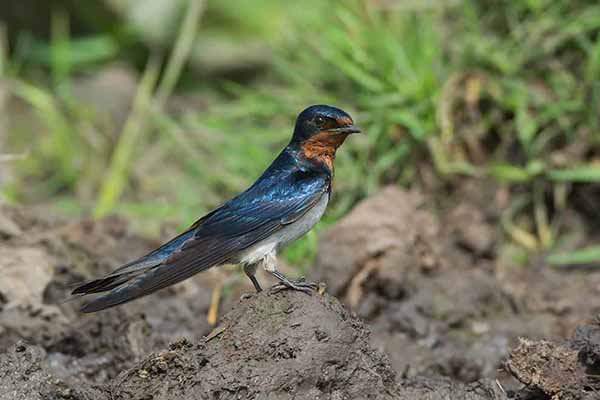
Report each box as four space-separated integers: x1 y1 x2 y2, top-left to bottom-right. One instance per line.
548 246 600 267
2 0 600 267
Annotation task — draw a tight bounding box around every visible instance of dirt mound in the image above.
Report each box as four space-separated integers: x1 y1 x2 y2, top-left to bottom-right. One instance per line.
111 290 400 399
505 317 600 399
310 186 600 387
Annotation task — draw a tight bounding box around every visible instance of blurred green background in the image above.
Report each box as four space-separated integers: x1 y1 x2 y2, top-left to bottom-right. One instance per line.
0 0 599 267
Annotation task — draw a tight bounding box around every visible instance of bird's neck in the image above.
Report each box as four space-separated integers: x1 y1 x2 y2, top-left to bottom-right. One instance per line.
294 132 349 174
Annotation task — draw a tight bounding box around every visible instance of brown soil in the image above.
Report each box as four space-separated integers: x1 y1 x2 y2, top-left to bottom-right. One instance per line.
310 186 600 396
0 185 598 399
0 205 216 383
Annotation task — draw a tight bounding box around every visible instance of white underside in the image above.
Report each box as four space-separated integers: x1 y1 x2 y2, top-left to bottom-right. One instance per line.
237 193 328 268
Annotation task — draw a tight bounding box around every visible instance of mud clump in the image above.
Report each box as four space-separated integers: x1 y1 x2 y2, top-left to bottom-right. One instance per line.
505 318 600 399
311 187 443 298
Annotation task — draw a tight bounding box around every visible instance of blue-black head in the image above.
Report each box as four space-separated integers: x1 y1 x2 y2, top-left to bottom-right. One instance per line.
291 104 360 143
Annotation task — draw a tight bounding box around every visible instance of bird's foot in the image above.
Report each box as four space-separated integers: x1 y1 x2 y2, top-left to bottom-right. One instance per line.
269 276 318 295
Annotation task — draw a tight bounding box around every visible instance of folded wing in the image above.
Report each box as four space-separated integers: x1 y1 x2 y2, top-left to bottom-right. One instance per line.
74 169 329 312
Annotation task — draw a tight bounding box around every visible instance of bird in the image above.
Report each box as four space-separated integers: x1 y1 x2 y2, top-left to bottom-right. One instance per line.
72 104 360 312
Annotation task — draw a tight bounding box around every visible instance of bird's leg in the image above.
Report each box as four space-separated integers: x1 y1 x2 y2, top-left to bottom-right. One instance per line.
260 251 317 295
243 263 262 292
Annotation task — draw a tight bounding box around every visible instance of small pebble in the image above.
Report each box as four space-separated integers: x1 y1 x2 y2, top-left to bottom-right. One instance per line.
15 343 26 353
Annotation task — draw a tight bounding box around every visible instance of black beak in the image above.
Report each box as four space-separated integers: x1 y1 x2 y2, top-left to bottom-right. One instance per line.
331 125 361 134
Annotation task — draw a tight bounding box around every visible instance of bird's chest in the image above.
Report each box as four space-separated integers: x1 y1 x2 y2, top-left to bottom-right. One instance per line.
238 193 329 265
277 192 329 245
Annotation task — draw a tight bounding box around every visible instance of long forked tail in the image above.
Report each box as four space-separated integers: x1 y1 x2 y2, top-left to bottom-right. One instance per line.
74 254 222 313
71 228 200 312
71 259 160 312
71 228 237 312
75 273 151 313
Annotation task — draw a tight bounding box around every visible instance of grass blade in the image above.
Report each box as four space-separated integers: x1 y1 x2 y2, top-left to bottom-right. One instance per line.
548 246 600 266
548 166 600 182
155 0 205 107
94 56 160 218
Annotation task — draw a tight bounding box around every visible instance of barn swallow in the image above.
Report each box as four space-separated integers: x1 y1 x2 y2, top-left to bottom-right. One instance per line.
72 105 360 312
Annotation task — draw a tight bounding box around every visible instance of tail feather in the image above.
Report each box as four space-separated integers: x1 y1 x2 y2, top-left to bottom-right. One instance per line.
71 274 136 295
71 256 162 297
73 267 156 313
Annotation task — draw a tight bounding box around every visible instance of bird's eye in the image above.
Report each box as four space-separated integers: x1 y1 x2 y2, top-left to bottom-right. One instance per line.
315 116 326 127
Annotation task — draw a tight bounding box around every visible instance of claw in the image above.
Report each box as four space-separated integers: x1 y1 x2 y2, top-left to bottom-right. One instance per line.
269 279 318 295
267 270 318 295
